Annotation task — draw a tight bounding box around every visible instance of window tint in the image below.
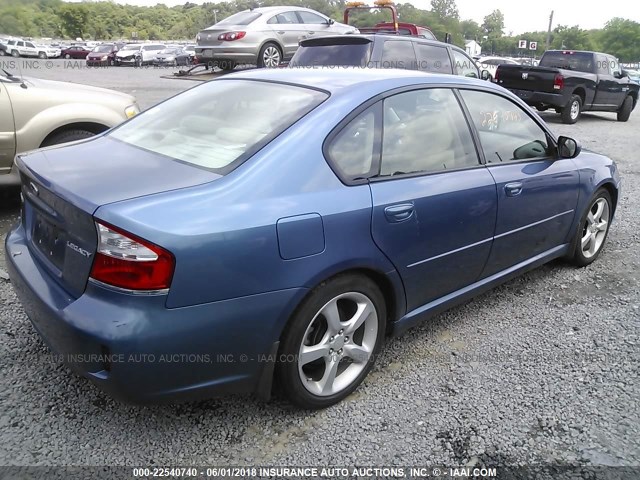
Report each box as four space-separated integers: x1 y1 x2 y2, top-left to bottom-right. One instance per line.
539 51 594 73
298 11 326 24
609 57 621 76
26 42 35 48
414 43 452 73
380 89 479 175
417 28 436 40
452 50 479 78
327 106 378 179
596 55 609 75
381 40 417 69
291 43 371 67
460 89 551 163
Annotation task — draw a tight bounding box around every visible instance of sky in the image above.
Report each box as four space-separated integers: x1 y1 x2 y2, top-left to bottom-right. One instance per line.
68 0 640 35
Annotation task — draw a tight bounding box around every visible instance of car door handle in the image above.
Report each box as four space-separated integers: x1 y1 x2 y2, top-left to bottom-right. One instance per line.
277 31 285 35
504 182 523 197
384 203 414 223
307 31 315 34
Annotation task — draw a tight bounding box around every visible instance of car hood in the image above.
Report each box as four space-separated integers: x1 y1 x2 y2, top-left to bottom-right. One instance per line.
17 136 221 213
22 76 133 101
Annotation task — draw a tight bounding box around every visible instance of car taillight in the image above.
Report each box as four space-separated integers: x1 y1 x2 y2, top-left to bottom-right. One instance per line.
90 221 175 291
553 74 564 90
217 31 246 41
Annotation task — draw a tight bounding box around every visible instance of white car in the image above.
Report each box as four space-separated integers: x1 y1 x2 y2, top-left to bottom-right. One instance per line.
4 39 60 59
115 43 167 66
476 56 519 81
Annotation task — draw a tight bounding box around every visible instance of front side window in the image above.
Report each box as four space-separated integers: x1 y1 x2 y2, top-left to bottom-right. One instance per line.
298 11 326 24
414 43 452 73
381 41 417 70
452 50 479 78
460 89 551 163
110 80 327 173
380 89 479 175
26 42 35 48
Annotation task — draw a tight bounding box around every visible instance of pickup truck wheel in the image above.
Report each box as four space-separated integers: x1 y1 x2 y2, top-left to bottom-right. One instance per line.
41 129 96 148
562 95 582 124
617 96 633 122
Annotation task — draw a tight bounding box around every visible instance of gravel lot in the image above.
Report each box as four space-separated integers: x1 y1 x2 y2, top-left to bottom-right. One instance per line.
0 59 638 471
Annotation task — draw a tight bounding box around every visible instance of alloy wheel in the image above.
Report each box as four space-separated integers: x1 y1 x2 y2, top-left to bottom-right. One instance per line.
581 197 610 259
298 292 378 397
262 46 280 68
570 100 580 120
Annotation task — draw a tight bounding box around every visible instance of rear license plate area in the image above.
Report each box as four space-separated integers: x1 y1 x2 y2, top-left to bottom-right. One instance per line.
33 214 65 270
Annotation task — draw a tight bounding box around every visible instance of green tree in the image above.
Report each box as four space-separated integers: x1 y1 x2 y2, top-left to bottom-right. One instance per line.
430 0 459 21
460 19 482 40
599 18 640 62
482 9 504 39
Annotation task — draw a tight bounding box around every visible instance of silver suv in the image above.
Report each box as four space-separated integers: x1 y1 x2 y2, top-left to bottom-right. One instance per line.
195 6 357 70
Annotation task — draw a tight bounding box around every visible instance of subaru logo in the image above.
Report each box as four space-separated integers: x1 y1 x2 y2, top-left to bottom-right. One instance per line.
29 181 39 196
522 73 529 80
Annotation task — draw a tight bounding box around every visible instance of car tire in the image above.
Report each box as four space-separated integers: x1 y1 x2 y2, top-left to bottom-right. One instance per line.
276 274 386 409
11 50 19 58
257 43 281 68
64 54 71 59
0 49 5 56
568 188 613 267
38 52 47 59
617 95 633 122
41 129 96 148
135 57 143 67
561 95 582 124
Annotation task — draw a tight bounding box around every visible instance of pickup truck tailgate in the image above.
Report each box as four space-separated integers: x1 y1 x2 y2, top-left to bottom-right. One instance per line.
497 65 560 93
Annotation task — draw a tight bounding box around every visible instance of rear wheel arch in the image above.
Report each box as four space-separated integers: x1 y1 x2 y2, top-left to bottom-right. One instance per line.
39 122 110 148
573 87 586 105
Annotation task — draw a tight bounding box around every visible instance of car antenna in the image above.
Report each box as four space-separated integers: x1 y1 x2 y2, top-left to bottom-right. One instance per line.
14 57 27 89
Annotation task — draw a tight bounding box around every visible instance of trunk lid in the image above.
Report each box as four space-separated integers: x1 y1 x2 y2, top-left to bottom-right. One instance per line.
496 64 561 93
197 28 232 47
17 135 220 297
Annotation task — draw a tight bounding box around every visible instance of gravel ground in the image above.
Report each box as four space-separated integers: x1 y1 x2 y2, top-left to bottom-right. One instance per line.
0 61 638 471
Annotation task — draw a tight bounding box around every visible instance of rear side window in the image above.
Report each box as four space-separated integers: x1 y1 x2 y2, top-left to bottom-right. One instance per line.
452 50 479 78
291 43 371 67
110 80 328 174
414 43 452 73
298 11 326 24
380 89 479 175
381 40 417 70
268 12 300 24
327 105 379 179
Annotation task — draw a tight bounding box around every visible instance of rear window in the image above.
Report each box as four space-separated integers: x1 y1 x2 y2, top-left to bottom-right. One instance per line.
540 51 594 72
215 11 262 26
109 80 328 174
291 43 371 67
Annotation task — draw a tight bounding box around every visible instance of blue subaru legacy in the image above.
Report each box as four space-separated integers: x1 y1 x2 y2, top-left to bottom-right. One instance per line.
6 69 620 409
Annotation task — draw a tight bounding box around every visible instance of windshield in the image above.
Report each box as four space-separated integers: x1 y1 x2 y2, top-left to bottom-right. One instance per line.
159 49 178 54
291 43 372 67
93 45 113 53
540 51 594 72
214 11 262 26
109 79 328 174
120 44 141 51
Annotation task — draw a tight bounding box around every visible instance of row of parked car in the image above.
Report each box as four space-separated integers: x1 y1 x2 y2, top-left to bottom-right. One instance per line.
0 37 197 67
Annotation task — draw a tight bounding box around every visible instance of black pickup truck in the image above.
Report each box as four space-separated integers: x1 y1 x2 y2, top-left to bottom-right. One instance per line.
495 50 639 123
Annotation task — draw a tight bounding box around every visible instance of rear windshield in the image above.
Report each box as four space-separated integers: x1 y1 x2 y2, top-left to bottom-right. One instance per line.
540 51 594 72
291 44 372 67
215 11 262 26
109 80 328 174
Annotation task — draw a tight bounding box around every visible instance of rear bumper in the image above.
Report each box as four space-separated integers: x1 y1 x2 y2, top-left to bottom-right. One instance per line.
507 88 568 108
195 47 257 65
6 221 307 403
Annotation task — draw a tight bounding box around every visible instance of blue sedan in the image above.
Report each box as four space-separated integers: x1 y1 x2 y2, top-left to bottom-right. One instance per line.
6 69 620 408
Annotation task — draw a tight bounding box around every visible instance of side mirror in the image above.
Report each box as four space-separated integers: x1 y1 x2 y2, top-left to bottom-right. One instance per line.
620 69 629 78
327 18 335 25
480 69 491 81
557 136 581 159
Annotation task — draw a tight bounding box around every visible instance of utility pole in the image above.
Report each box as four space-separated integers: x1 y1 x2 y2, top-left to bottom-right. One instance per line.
545 10 554 51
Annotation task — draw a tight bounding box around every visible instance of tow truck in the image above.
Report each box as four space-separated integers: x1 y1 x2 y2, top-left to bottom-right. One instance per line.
343 0 448 42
